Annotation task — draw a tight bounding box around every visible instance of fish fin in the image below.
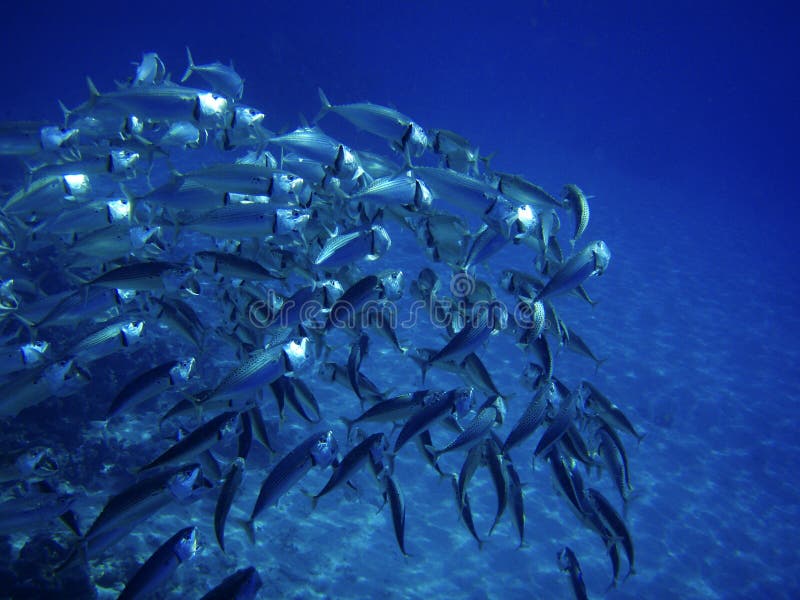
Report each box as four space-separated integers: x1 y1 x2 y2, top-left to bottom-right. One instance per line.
181 47 195 83
339 416 355 439
57 99 72 128
86 77 100 99
239 518 256 544
315 87 332 123
593 357 608 375
422 444 440 463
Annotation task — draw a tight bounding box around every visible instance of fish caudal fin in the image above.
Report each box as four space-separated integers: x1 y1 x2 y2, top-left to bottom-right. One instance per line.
315 88 332 123
181 47 195 83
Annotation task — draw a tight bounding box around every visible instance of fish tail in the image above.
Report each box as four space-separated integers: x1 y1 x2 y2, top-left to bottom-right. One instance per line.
57 99 72 128
239 518 256 544
315 87 332 123
339 416 355 439
181 47 195 83
593 357 608 374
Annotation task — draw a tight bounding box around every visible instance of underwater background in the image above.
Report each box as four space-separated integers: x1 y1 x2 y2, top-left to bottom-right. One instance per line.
0 1 798 599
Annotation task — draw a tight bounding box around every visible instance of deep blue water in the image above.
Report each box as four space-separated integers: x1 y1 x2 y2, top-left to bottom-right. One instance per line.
1 2 798 599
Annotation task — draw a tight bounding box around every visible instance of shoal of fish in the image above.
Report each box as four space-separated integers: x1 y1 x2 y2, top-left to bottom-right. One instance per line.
0 48 642 600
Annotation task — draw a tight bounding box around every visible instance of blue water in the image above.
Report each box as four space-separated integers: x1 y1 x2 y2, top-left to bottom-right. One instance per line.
1 2 799 599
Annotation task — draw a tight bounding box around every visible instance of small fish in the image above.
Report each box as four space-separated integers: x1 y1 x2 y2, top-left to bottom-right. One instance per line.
502 380 554 455
138 411 237 472
83 464 202 544
419 303 502 381
450 474 483 549
455 442 484 509
596 423 632 504
340 391 428 437
108 358 194 418
353 174 432 212
182 47 244 99
427 397 504 460
313 433 385 506
196 251 282 281
215 457 246 552
534 390 577 459
205 338 313 408
118 526 198 600
325 275 381 331
484 436 508 535
200 566 263 600
533 240 610 303
384 473 409 556
245 430 337 541
585 487 635 577
393 387 474 453
495 173 564 210
313 225 391 268
562 326 607 372
563 184 590 248
85 261 191 291
131 52 166 86
557 546 589 600
580 381 644 442
505 461 526 547
270 127 364 181
317 88 427 158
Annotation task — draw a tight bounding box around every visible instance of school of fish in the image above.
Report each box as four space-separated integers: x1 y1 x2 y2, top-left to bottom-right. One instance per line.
0 49 641 599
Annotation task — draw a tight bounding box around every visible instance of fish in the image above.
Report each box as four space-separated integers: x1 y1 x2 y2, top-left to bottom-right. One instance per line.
495 173 564 210
84 261 191 291
313 433 385 506
317 88 428 158
83 464 202 544
505 461 526 547
534 389 577 459
562 326 607 372
580 380 644 442
269 127 364 181
533 240 611 303
131 52 166 86
418 303 501 381
0 490 76 535
503 380 554 455
455 441 484 509
450 473 483 549
313 225 392 268
484 436 508 535
393 387 474 453
118 526 198 600
107 358 194 418
215 457 246 552
585 487 635 577
384 472 409 556
596 423 632 504
244 430 337 541
557 546 589 600
325 275 382 331
562 184 590 248
203 337 313 408
182 47 244 99
138 411 237 472
200 566 263 600
427 397 504 461
0 359 91 418
340 391 428 436
353 174 433 212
